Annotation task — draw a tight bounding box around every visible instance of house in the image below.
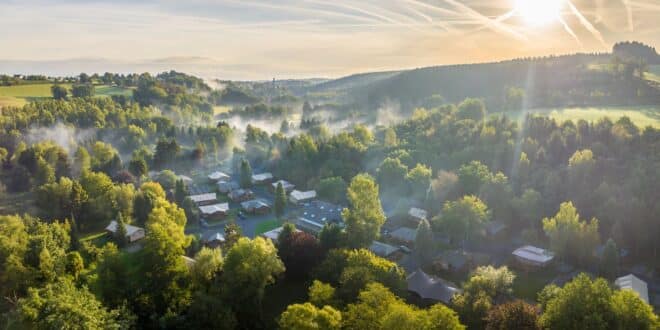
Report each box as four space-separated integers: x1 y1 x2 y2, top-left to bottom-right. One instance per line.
615 274 649 304
201 231 226 249
251 173 274 185
435 250 470 272
296 200 344 235
271 180 295 193
407 269 462 305
261 226 301 242
228 189 254 202
208 171 230 182
485 221 507 237
241 199 271 214
218 181 239 194
389 227 417 245
512 245 555 268
290 190 317 204
370 241 400 258
198 203 229 220
188 193 217 206
105 220 145 243
408 207 428 224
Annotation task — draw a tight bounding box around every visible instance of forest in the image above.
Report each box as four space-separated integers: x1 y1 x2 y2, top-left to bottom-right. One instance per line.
0 42 658 330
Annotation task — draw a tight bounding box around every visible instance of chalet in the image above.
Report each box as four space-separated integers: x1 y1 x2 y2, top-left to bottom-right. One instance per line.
408 207 428 224
407 269 461 305
208 171 230 182
188 193 217 206
296 200 344 235
105 220 145 243
389 227 417 245
201 231 226 249
290 190 317 204
261 226 301 242
615 274 649 304
271 180 295 193
369 241 400 258
251 172 274 185
218 181 239 194
228 189 254 202
198 203 229 220
241 199 271 214
512 245 555 268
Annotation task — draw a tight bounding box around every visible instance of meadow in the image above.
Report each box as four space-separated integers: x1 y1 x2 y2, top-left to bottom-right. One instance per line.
529 105 660 128
0 83 132 108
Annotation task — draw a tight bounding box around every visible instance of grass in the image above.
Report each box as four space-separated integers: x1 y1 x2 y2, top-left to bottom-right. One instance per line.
530 105 660 128
0 83 132 108
255 219 281 235
213 105 232 115
95 85 133 98
81 231 110 247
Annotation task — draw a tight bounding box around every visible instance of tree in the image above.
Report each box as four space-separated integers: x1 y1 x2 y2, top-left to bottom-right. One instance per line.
128 158 148 178
600 238 619 279
222 237 285 328
539 273 658 329
71 83 95 98
343 174 386 248
114 214 129 248
376 157 408 190
65 251 84 280
319 223 343 251
485 300 539 330
239 158 253 188
435 195 490 246
224 222 242 249
153 138 180 169
453 266 515 330
51 84 68 100
542 201 599 264
308 280 337 308
278 230 323 279
274 182 287 219
406 163 432 200
278 303 342 330
156 170 178 191
457 161 493 195
457 98 486 121
511 189 542 227
95 243 129 308
191 247 223 291
18 278 122 329
316 177 347 204
415 219 434 265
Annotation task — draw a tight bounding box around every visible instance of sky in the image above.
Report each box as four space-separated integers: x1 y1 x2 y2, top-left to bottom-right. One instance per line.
0 0 658 80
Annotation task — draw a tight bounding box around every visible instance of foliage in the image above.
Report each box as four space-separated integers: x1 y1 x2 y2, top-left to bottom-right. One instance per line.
415 219 434 265
274 182 287 219
542 201 599 264
434 195 490 245
485 300 539 330
343 174 386 248
278 302 342 330
453 266 515 329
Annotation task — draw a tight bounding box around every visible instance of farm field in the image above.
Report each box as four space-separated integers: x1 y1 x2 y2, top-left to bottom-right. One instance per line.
529 105 660 128
0 83 132 108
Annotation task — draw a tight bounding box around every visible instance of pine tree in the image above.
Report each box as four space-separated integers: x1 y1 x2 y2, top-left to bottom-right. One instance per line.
274 182 287 219
415 219 434 265
69 216 82 251
239 158 253 188
115 214 129 248
601 238 619 279
175 179 188 204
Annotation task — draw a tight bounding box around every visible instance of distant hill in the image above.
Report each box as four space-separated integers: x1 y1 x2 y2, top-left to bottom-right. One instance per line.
302 43 660 111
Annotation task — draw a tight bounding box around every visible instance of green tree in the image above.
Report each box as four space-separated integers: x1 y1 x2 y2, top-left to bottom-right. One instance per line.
278 303 342 330
191 247 223 291
542 201 599 264
114 214 128 248
343 174 386 249
485 300 539 330
453 266 515 330
128 157 148 178
415 219 434 265
18 278 122 329
601 238 619 279
51 84 68 100
316 177 347 204
274 182 287 219
406 163 432 200
71 83 95 98
95 243 129 307
308 280 337 308
239 158 253 188
224 222 242 249
222 237 285 328
457 98 486 121
435 195 490 246
457 161 493 195
65 251 84 280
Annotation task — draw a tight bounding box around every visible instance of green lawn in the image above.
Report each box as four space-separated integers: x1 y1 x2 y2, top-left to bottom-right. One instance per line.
530 105 660 128
255 219 281 235
95 85 134 98
0 83 132 108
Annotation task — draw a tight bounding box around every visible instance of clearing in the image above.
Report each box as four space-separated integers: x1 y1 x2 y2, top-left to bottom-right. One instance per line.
0 83 132 108
528 105 660 128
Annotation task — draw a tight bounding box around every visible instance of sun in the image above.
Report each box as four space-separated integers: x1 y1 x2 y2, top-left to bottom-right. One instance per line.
514 0 564 26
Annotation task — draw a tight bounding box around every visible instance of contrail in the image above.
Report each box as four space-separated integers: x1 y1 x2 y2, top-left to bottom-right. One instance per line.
559 16 582 46
440 0 528 41
622 0 634 31
566 0 607 47
402 0 459 32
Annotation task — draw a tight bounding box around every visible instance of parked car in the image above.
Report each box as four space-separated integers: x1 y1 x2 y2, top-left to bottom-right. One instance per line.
237 211 246 220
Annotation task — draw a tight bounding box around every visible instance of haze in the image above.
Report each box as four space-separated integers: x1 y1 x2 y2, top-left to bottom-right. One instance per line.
2 0 659 79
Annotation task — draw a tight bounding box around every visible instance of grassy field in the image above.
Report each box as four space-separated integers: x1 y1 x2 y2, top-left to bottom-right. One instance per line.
254 219 280 235
213 105 232 115
0 83 132 108
530 105 660 128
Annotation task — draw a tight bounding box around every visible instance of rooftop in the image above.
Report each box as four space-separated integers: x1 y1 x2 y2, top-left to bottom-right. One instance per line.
370 241 400 257
390 227 417 242
513 245 555 264
408 207 428 221
261 226 301 241
298 200 343 225
202 231 226 243
188 193 217 203
199 203 229 215
241 199 270 209
252 173 273 181
407 269 461 304
272 180 295 190
290 190 317 201
208 171 230 181
105 220 143 236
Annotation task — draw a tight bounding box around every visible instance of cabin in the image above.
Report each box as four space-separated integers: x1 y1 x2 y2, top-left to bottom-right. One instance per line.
389 227 417 245
198 203 229 220
289 190 317 204
208 171 230 182
251 173 274 185
615 274 649 304
408 207 428 224
228 189 254 202
512 245 555 268
295 200 344 235
241 199 271 214
105 220 145 243
407 269 461 305
271 180 295 193
261 226 301 242
201 231 226 249
218 181 239 194
188 193 217 206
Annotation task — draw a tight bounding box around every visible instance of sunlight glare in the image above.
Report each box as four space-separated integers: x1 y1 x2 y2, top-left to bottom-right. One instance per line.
514 0 564 26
